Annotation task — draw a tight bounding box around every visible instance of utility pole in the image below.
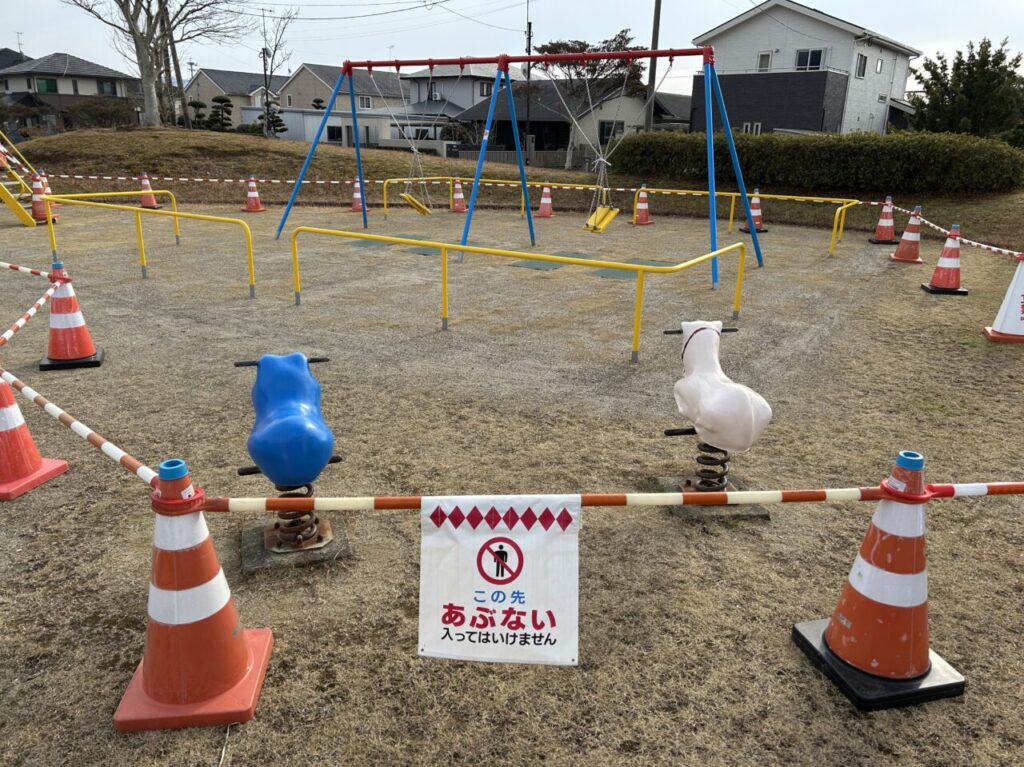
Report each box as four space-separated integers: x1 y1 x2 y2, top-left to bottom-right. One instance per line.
523 0 532 165
643 0 662 132
187 60 197 80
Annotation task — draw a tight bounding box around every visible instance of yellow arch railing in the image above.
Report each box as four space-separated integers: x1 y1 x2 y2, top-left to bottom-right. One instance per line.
43 192 256 298
290 226 746 363
381 176 607 217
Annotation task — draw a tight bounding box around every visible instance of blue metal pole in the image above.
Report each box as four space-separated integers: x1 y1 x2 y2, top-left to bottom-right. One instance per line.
275 70 346 240
348 74 369 230
710 64 764 267
703 61 719 289
501 68 536 246
459 69 504 257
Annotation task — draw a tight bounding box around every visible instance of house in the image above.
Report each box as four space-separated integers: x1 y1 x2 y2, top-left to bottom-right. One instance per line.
403 63 523 111
0 48 31 71
454 79 690 167
0 52 141 133
275 64 407 114
183 68 290 128
689 0 921 134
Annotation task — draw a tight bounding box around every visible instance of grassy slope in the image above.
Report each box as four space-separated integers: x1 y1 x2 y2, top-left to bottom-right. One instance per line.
18 128 1024 249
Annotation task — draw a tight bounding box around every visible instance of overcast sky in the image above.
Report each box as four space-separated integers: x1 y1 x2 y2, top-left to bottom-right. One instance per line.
5 0 1023 96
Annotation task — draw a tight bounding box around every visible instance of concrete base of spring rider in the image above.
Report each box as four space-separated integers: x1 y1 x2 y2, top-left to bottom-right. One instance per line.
655 475 771 523
240 513 353 575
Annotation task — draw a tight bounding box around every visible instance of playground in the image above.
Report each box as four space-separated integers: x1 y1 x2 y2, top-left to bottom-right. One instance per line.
1 195 1023 764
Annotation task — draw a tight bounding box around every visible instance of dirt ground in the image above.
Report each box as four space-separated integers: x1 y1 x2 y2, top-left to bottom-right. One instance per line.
0 200 1022 767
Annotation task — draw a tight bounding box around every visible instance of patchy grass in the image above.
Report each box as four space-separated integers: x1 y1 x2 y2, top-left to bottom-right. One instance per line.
18 127 1024 251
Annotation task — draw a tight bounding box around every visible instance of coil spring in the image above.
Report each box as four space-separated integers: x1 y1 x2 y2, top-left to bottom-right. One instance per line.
273 483 322 549
695 442 730 492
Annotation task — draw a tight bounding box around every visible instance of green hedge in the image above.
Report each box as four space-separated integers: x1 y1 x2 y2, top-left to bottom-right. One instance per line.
612 131 1024 194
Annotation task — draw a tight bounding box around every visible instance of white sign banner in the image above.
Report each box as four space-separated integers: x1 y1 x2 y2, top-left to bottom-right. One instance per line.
418 494 580 665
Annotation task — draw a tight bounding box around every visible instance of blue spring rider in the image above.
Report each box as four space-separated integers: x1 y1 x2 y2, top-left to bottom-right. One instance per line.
238 352 338 490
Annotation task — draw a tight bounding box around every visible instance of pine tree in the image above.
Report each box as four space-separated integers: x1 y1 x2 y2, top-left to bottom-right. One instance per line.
207 95 234 131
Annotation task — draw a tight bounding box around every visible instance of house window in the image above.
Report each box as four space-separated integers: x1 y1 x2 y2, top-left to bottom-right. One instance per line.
429 82 439 100
358 95 372 110
741 122 751 133
479 81 492 97
72 79 79 95
326 125 343 142
97 79 117 96
795 49 824 71
598 120 624 144
856 54 867 78
286 94 293 107
37 78 58 93
26 78 32 89
741 122 762 135
876 58 884 74
877 93 888 103
756 52 772 72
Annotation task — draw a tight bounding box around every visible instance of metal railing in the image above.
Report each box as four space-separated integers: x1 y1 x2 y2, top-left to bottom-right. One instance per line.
381 176 605 217
289 226 746 362
43 192 256 298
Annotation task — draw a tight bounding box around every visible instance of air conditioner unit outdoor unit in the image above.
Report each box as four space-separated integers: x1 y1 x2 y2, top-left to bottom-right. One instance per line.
430 93 442 101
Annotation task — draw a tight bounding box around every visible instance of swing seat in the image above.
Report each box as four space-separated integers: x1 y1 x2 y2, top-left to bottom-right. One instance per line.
584 206 619 233
399 193 432 216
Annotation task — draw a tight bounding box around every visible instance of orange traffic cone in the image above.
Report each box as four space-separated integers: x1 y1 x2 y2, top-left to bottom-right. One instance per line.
890 205 924 264
241 176 267 213
793 450 965 710
0 378 68 501
983 258 1024 343
114 458 273 731
535 186 555 218
351 176 364 213
139 172 162 210
39 170 59 208
450 180 467 213
39 262 104 370
922 225 968 296
739 187 766 233
30 175 56 223
869 196 899 244
632 188 653 225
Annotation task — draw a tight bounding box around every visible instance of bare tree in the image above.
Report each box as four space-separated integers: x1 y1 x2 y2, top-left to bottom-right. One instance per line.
258 7 297 137
62 0 252 126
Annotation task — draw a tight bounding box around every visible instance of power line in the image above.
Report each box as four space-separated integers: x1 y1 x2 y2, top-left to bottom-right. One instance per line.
239 0 450 22
436 2 524 32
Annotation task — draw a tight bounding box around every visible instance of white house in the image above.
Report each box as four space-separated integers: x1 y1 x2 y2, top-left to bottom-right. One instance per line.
690 0 921 134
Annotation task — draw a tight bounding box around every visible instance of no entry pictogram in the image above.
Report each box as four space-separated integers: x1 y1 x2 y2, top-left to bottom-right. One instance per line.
476 537 523 585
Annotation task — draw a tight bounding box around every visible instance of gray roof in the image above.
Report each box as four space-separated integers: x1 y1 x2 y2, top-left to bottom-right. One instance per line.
193 68 289 95
0 48 31 70
403 64 523 81
456 79 594 124
654 92 691 119
301 63 408 99
365 98 466 119
0 52 136 80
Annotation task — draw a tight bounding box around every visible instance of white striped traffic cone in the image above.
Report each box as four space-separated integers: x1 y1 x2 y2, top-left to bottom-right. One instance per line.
890 205 924 264
30 174 56 223
869 196 899 244
535 186 554 218
351 176 364 213
39 170 59 208
241 176 267 213
793 450 964 710
139 172 162 209
921 225 968 295
983 258 1024 343
0 378 68 501
632 187 653 225
739 187 766 233
450 180 467 213
114 458 273 731
39 262 104 370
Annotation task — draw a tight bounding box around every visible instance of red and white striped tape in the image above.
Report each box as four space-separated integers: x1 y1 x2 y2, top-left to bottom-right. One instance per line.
1 260 51 279
0 284 58 348
869 200 1023 260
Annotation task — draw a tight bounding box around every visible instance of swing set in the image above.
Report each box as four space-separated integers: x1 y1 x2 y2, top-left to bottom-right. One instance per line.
275 47 765 288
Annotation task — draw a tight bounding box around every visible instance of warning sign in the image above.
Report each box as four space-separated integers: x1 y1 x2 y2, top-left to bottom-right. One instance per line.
418 495 580 665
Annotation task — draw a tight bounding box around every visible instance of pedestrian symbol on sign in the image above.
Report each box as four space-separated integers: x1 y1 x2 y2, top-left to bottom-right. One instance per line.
476 537 523 585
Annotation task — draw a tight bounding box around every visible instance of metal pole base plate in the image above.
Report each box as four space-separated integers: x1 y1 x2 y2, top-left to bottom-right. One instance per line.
239 513 353 574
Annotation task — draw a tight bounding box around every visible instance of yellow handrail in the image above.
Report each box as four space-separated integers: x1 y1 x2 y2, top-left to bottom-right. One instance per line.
382 176 605 218
829 200 862 256
46 190 182 244
43 194 256 298
290 226 746 362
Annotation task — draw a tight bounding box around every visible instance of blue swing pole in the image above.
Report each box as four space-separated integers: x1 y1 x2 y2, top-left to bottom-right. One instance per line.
347 72 369 230
458 68 505 259
709 63 764 267
501 66 536 246
275 69 347 240
703 58 719 289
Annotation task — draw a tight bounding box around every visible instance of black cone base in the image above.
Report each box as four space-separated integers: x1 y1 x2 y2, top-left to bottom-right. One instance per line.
39 347 104 371
739 227 767 233
792 618 965 711
921 284 968 296
869 238 900 245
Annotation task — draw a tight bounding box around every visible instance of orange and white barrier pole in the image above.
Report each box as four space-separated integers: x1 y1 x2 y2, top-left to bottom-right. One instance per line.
114 458 273 731
793 451 965 710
